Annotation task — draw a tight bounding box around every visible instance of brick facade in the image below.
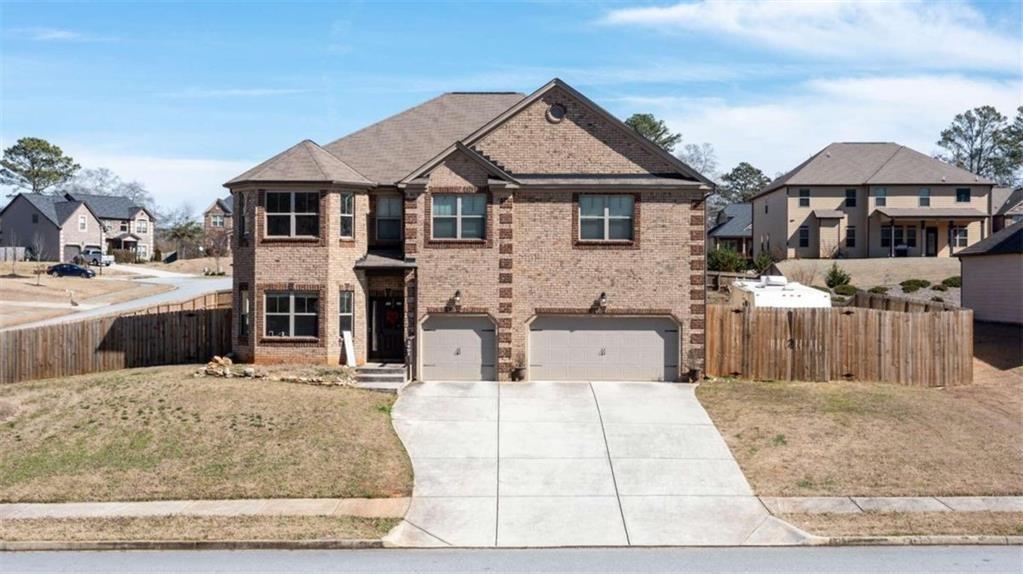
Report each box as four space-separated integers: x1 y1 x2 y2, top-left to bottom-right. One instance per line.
228 80 708 378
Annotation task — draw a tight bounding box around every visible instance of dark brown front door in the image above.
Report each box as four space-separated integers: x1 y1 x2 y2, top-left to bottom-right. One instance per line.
369 296 404 360
925 227 938 257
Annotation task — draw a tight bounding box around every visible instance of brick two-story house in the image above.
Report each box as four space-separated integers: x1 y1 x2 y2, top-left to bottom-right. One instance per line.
203 196 233 255
752 142 994 260
225 79 712 382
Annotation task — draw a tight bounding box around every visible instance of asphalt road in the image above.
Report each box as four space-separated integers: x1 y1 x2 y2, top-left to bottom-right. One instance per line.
1 547 1019 573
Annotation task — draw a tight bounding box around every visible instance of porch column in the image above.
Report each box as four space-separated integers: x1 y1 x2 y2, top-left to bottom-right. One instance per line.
889 221 895 258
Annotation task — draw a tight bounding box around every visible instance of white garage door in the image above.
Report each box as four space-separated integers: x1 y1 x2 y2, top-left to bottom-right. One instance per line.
62 245 81 262
529 316 678 381
421 316 497 381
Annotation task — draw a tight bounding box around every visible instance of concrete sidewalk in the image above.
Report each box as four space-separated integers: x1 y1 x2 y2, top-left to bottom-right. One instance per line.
0 498 409 520
761 496 1023 514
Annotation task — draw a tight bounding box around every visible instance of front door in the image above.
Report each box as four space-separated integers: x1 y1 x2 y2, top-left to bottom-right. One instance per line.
925 227 938 257
369 296 404 360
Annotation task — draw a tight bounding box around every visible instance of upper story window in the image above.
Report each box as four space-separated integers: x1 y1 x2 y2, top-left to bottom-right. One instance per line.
845 189 857 208
432 194 486 240
340 192 355 239
120 220 129 232
798 189 810 207
375 195 402 241
797 226 809 248
32 214 39 224
266 191 319 237
211 214 224 228
918 187 931 207
78 215 87 231
238 194 248 237
764 203 768 214
579 194 634 241
956 188 971 203
136 219 149 234
874 187 887 207
265 291 318 338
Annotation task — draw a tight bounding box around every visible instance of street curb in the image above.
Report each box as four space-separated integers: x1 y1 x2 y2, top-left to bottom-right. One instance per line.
0 539 383 552
813 535 1023 546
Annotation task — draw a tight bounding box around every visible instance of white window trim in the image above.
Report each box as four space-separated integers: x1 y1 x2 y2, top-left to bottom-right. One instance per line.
798 189 810 207
136 219 149 234
952 227 969 247
431 194 486 240
918 187 931 207
78 215 87 232
265 191 320 238
264 291 319 338
578 195 634 241
339 290 354 335
239 289 251 337
875 187 888 207
238 194 249 237
340 192 355 239
211 214 224 228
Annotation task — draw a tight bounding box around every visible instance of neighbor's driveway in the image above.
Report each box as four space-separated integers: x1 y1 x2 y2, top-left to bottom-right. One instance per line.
385 381 808 547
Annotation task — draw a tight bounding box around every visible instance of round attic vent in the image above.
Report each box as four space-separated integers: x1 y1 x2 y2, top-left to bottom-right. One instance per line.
546 103 566 123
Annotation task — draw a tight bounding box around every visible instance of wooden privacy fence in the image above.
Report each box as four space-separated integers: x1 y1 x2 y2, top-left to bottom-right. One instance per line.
851 291 959 312
0 291 232 384
705 304 973 387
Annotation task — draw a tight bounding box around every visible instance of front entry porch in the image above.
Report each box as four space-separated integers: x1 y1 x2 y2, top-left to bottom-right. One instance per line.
871 208 987 258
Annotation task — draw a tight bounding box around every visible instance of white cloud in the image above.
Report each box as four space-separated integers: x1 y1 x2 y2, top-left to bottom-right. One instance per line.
13 27 117 43
634 75 1023 177
602 1 1022 72
160 87 314 99
66 149 254 215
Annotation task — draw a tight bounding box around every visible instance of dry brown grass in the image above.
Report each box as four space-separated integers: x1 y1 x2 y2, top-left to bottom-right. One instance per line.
697 378 1023 497
776 258 960 290
783 512 1023 537
0 515 398 541
0 275 174 328
136 257 232 275
0 365 412 502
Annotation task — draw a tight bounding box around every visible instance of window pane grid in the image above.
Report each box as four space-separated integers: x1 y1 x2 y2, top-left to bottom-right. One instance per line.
265 292 319 338
266 192 320 237
432 194 486 239
579 195 634 241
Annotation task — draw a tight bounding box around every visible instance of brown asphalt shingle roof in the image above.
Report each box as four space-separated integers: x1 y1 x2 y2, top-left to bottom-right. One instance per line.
323 92 525 185
758 142 994 197
227 140 372 186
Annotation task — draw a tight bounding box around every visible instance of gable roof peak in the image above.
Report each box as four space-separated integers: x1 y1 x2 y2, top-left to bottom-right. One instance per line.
225 139 372 187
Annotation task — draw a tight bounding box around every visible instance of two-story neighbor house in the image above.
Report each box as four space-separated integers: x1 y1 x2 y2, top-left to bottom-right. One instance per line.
752 142 994 260
225 79 713 382
203 196 233 241
0 193 104 261
64 193 156 260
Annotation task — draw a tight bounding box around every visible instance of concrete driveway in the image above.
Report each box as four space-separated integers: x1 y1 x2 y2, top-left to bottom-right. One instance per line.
385 381 809 547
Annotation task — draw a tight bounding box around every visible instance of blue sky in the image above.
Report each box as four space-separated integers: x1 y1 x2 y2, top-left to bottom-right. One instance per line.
2 1 1021 211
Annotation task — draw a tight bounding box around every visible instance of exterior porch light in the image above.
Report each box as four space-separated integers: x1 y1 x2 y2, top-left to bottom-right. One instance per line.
454 290 461 307
598 292 608 309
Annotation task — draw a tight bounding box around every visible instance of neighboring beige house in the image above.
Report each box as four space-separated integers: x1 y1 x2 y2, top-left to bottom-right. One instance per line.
751 142 995 260
957 222 1022 325
225 78 713 382
0 193 104 261
64 193 156 260
203 196 233 246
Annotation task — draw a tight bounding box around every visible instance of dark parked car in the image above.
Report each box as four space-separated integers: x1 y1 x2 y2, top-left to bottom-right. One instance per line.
46 263 96 278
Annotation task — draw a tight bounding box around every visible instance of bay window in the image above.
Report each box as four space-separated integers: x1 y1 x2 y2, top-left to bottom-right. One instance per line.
266 191 320 237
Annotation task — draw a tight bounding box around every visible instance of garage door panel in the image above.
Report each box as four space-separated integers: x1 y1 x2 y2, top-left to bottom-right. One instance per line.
422 316 496 381
529 316 678 382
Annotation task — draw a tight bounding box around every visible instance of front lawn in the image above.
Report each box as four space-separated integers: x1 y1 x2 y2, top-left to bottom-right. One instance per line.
0 365 412 502
697 378 1022 497
782 512 1023 538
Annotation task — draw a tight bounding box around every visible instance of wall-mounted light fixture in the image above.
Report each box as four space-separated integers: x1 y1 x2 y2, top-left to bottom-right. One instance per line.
454 290 462 307
598 292 608 310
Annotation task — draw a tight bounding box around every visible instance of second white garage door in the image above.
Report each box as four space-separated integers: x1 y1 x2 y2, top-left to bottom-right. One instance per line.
529 316 679 381
421 316 497 381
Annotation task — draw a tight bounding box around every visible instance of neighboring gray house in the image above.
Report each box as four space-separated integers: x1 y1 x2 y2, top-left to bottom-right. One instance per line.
63 193 157 260
0 193 104 261
957 222 1023 325
708 203 752 258
991 187 1023 232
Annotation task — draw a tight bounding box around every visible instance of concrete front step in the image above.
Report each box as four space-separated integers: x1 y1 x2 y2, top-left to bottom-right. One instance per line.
358 367 406 376
357 374 407 384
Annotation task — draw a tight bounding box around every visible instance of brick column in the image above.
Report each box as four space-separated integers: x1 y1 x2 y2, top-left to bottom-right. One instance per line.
688 201 706 376
404 190 420 379
496 190 514 381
